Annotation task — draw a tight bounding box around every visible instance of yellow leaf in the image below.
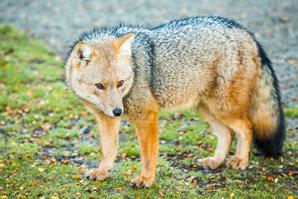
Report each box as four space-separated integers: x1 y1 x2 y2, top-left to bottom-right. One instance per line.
72 175 82 180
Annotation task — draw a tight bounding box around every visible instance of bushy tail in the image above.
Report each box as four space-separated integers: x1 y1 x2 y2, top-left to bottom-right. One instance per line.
250 41 285 157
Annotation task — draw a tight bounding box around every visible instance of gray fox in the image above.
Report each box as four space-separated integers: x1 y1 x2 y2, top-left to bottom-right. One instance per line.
65 16 285 187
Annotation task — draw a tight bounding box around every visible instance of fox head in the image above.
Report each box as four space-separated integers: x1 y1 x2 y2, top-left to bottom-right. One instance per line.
65 34 135 117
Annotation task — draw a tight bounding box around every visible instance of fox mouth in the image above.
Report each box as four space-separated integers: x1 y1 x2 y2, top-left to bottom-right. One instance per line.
102 110 123 118
94 104 123 118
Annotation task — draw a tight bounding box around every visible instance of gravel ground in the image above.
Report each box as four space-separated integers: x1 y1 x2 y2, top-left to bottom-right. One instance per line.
0 0 297 107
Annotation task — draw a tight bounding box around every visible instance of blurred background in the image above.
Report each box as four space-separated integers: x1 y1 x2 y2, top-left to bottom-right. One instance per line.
0 0 297 106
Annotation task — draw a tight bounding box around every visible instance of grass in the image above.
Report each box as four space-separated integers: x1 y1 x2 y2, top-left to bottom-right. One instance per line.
284 107 298 118
0 24 297 198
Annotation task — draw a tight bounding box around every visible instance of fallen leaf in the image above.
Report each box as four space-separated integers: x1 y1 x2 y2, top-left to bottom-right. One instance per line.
75 192 81 197
288 171 296 176
0 163 7 169
159 191 164 197
61 160 69 164
44 141 54 148
230 192 235 198
191 178 198 185
50 158 57 164
267 176 274 182
31 181 38 186
115 187 124 192
72 175 81 180
81 111 89 117
38 168 45 172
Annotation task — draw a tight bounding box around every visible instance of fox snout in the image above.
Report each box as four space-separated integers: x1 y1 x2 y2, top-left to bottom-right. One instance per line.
112 108 123 116
98 88 124 118
101 103 123 118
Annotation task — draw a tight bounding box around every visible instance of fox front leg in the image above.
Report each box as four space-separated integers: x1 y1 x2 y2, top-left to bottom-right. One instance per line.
87 114 120 181
130 111 159 188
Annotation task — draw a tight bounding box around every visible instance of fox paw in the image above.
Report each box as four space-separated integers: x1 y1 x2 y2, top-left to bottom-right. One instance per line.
86 168 109 181
226 156 248 170
198 157 223 169
131 174 155 188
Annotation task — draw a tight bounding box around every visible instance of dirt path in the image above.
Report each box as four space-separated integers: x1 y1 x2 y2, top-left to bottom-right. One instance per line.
0 0 297 107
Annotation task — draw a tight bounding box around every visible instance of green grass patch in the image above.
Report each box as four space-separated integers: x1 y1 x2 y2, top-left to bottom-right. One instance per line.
284 106 298 118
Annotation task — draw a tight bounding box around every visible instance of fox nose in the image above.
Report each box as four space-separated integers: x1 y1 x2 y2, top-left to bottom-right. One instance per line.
112 108 123 117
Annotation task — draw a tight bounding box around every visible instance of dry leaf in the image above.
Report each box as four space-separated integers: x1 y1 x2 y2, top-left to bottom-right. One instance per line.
267 176 274 182
72 175 82 180
31 181 38 186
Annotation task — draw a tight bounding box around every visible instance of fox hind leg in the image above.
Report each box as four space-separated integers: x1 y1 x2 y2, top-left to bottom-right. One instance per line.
197 106 232 169
224 118 253 170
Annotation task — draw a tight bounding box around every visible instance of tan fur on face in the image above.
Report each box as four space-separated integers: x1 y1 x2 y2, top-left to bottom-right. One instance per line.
65 34 135 117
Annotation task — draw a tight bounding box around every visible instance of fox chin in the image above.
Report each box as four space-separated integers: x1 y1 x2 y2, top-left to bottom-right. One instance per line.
65 16 285 188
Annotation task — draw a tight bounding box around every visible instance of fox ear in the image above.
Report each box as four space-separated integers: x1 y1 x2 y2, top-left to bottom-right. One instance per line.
72 41 94 67
113 33 135 56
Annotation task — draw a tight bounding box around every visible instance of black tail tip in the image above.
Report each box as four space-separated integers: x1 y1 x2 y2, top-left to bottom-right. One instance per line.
254 124 285 158
255 139 283 158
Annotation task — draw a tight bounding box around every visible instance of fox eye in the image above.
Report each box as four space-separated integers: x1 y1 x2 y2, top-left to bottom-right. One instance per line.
95 83 105 90
117 80 124 88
